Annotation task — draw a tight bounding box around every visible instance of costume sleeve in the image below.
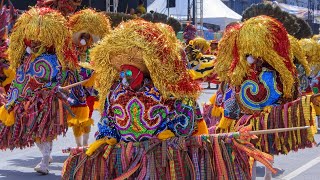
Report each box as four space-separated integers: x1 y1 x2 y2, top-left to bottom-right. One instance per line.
5 66 24 109
166 98 208 137
95 96 121 141
218 87 240 129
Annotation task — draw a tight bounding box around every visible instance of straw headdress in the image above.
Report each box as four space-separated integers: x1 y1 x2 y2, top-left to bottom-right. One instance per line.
7 7 75 70
90 19 201 111
68 8 111 42
299 38 320 73
215 16 295 98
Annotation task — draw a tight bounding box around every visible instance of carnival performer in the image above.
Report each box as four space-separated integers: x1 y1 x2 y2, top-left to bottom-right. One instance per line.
85 19 208 146
299 38 320 131
0 7 77 175
288 35 311 95
197 16 316 179
62 20 277 180
67 8 111 147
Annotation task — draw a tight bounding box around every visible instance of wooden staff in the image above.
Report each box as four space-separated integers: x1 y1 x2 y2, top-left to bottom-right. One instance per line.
60 71 94 90
211 126 310 138
60 78 90 90
62 126 310 153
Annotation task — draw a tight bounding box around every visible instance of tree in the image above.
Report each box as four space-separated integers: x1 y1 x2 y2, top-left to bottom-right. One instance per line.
241 3 311 38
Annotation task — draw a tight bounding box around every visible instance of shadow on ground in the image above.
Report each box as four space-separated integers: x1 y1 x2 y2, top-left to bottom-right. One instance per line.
255 166 285 178
0 155 67 179
0 170 61 180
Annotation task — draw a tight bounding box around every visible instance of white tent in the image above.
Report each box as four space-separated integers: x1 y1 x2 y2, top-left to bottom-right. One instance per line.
147 0 242 29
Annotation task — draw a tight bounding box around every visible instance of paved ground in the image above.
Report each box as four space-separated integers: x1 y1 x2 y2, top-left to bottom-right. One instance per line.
1 88 320 180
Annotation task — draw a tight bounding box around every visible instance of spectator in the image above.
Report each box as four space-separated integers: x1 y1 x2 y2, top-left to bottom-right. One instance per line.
136 0 146 16
129 8 137 17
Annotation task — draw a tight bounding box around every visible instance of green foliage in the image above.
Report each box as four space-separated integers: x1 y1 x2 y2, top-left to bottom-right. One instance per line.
242 3 301 37
294 18 313 39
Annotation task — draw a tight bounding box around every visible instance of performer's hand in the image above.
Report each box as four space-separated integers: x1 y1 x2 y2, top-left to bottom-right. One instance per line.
86 137 117 156
157 130 175 140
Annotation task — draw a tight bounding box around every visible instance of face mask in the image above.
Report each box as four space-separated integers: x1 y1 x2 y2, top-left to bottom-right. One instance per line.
246 55 255 64
80 39 86 45
26 46 33 54
120 65 144 90
120 70 132 87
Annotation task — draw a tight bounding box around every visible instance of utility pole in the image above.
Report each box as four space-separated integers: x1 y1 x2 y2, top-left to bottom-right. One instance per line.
187 0 190 21
192 0 196 25
307 0 315 31
167 0 169 17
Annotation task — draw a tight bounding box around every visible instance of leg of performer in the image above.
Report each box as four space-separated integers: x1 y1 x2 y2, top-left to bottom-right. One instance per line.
49 141 53 164
34 142 51 175
73 126 82 147
82 125 91 146
251 160 257 180
34 142 44 169
264 164 272 180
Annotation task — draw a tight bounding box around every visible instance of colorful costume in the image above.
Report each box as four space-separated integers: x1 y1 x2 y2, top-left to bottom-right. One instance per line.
0 7 76 174
67 8 111 146
62 20 275 180
206 16 316 155
288 35 311 94
299 38 320 116
0 6 13 106
185 37 218 84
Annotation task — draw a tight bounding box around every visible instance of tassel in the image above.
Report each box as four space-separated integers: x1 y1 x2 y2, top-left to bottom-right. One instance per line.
218 116 234 130
192 119 209 135
68 106 91 126
2 68 15 88
82 74 96 87
0 106 15 126
93 100 100 110
209 94 223 118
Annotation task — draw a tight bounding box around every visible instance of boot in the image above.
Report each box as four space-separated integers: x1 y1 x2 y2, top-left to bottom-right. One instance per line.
75 136 82 147
49 141 53 164
35 142 44 169
251 161 256 180
34 142 51 175
83 133 90 146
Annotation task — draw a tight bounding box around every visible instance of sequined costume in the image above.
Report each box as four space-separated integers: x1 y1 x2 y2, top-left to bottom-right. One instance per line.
96 79 203 142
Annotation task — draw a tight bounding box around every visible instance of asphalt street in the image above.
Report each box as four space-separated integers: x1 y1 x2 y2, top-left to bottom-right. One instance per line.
0 87 320 180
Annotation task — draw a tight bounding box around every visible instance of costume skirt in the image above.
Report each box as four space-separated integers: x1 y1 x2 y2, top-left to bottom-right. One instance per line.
0 88 70 150
62 136 275 180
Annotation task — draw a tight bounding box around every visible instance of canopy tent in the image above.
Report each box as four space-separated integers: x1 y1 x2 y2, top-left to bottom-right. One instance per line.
147 0 241 29
277 3 320 24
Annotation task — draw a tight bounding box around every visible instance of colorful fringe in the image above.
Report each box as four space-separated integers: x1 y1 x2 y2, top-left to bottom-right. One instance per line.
0 88 70 150
205 95 317 155
236 96 316 155
62 136 275 180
